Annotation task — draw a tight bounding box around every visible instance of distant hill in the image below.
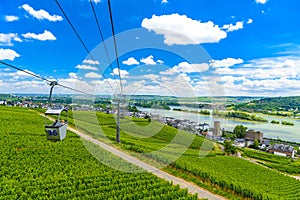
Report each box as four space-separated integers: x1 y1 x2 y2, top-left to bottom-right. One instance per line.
234 96 300 112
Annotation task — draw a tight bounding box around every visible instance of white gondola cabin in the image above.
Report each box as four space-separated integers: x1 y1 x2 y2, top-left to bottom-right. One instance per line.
45 108 68 141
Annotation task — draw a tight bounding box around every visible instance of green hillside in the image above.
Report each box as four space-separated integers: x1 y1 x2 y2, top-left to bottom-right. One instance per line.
70 110 300 200
0 106 196 199
234 96 300 113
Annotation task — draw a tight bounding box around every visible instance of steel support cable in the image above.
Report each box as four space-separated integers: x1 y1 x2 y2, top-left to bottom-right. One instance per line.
89 0 122 94
107 0 124 95
54 0 119 95
0 61 93 96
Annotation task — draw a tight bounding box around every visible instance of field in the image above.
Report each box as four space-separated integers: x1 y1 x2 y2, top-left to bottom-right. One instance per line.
242 149 300 174
0 106 197 199
69 110 300 199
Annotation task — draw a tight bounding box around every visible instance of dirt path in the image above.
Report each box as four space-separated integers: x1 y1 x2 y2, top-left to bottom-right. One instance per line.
67 126 226 200
41 112 225 199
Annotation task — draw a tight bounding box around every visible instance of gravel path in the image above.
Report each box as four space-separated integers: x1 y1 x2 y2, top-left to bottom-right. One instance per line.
68 126 226 200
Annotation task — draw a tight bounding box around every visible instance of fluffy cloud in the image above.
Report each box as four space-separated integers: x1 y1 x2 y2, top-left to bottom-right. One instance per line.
255 0 268 4
162 62 209 74
210 58 244 68
122 57 140 65
215 67 235 75
83 59 99 65
140 55 157 65
69 72 78 79
141 14 227 45
75 64 98 70
222 21 244 32
143 74 159 81
22 30 56 41
241 58 300 79
21 4 63 22
85 72 102 79
0 48 20 61
111 68 129 78
157 60 164 64
161 0 168 4
247 18 253 24
5 15 19 22
0 33 22 46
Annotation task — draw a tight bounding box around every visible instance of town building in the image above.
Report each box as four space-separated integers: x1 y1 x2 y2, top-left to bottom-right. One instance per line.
268 144 295 157
213 121 221 137
234 138 246 147
244 129 263 142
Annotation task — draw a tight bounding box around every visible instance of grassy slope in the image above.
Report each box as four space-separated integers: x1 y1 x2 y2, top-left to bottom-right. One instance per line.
68 110 300 200
0 106 197 199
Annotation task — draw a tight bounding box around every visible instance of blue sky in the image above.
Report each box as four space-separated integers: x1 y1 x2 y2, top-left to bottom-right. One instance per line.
0 0 300 96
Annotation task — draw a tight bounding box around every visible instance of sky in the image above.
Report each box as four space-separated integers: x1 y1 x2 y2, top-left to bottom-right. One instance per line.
0 0 300 97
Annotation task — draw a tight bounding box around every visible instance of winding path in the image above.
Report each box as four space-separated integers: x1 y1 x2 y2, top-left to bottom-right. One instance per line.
68 126 226 200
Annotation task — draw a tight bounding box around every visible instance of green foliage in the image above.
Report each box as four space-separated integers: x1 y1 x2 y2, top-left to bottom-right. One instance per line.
36 109 300 199
234 96 300 116
199 110 210 115
128 105 139 112
214 110 268 122
133 100 171 110
282 120 294 126
249 139 259 149
0 107 197 199
243 149 300 174
271 120 280 124
224 140 237 154
233 125 247 138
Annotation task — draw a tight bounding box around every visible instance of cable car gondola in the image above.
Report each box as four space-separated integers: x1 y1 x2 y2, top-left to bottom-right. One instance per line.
45 81 68 141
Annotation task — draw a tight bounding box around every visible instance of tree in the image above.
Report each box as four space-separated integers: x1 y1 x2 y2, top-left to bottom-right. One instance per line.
224 140 237 155
233 125 247 138
252 139 259 149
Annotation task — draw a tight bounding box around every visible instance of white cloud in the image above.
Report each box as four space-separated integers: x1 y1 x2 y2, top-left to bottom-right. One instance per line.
0 33 22 46
22 30 56 41
91 0 101 3
20 4 63 22
161 0 168 4
173 62 209 73
69 72 78 79
0 48 20 61
255 0 268 4
215 67 235 75
157 60 164 64
210 58 244 68
140 55 157 65
75 64 98 70
141 14 227 45
122 57 140 65
111 68 129 77
83 59 99 65
85 72 102 79
222 21 244 32
5 15 19 22
247 18 253 24
143 74 159 81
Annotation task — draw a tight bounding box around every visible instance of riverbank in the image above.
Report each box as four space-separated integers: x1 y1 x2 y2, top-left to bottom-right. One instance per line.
137 106 300 142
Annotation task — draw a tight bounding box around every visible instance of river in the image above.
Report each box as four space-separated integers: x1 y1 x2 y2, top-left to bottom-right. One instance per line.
137 106 300 142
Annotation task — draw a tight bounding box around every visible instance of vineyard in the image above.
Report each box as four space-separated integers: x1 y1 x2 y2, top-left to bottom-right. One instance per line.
0 106 197 199
69 110 300 199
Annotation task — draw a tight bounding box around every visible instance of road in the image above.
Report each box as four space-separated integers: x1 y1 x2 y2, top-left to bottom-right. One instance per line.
67 126 226 200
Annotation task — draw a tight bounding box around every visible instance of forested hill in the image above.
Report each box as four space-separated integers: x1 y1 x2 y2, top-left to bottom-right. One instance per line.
234 96 300 112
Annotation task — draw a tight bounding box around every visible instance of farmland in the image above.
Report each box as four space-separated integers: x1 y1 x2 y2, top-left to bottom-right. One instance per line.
2 106 300 199
70 110 300 199
0 106 197 199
